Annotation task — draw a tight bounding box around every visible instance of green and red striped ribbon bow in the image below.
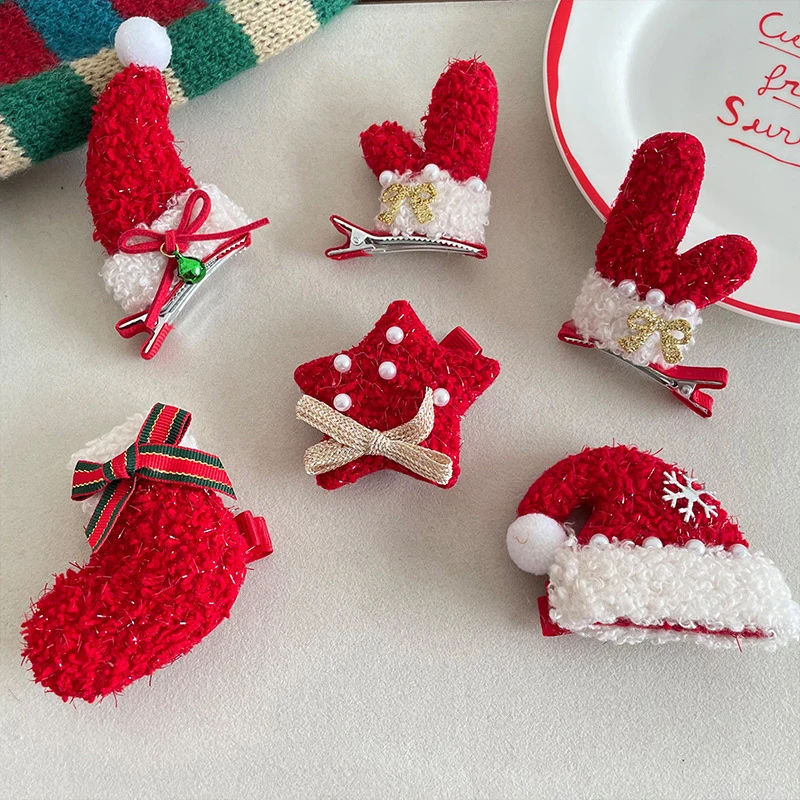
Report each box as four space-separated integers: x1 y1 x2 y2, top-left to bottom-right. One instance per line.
72 403 235 551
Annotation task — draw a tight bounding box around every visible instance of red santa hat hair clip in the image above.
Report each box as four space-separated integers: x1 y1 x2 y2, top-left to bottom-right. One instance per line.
86 17 269 360
21 403 272 702
326 58 498 260
507 445 800 649
294 300 500 489
558 132 757 417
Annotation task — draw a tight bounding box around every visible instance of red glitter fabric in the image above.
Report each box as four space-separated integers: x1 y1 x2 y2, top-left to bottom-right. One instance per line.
294 300 500 489
360 58 498 182
516 445 746 549
595 132 756 308
22 482 250 703
86 64 195 254
0 2 58 86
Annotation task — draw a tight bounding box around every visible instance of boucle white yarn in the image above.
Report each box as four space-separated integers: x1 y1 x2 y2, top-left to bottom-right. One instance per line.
101 183 253 314
70 414 198 515
374 169 490 243
571 270 703 368
547 538 800 649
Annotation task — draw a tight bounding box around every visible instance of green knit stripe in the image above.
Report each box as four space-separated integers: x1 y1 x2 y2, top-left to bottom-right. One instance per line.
0 64 93 164
169 4 257 99
309 0 353 25
0 0 355 175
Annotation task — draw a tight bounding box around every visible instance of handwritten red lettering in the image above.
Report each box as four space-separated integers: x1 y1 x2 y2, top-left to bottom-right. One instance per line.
718 96 800 145
757 64 800 98
717 95 744 126
759 11 800 49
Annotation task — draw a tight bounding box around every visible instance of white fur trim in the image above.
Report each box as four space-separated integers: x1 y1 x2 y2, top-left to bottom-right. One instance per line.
101 183 253 314
571 270 703 368
507 514 567 575
374 169 490 244
547 538 800 649
70 414 198 516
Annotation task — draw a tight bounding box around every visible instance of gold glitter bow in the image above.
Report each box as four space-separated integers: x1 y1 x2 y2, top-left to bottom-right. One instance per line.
378 183 438 226
618 308 693 364
296 387 453 485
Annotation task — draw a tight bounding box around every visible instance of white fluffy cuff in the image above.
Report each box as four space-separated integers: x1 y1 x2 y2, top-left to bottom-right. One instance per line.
70 414 198 516
571 270 703 368
375 168 490 244
101 183 253 314
547 539 800 649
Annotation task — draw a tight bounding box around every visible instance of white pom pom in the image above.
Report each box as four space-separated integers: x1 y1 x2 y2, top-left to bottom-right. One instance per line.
507 513 567 575
115 17 172 69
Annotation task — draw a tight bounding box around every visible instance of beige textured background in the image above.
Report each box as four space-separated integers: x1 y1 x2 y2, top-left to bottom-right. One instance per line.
1 2 798 798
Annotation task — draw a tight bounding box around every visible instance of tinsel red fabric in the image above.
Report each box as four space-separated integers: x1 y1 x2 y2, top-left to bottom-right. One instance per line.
294 300 500 489
595 132 756 308
86 64 195 254
516 445 746 549
360 58 498 182
22 482 249 703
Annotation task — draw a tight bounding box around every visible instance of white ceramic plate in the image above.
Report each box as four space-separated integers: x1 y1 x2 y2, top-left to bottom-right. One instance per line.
545 0 800 327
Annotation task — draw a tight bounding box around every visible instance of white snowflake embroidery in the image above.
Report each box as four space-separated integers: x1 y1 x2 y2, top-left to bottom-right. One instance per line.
662 470 718 524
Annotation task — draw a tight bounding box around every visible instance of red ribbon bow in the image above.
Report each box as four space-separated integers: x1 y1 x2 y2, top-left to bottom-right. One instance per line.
116 189 269 341
72 404 236 551
118 188 268 258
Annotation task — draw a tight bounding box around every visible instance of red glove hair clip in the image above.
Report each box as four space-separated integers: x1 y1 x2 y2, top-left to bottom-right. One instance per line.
326 58 498 261
558 132 757 417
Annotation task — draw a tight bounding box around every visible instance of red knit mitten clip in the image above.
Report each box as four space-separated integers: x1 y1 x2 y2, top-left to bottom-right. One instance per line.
21 404 272 703
506 445 799 649
86 18 269 360
558 132 757 417
326 58 498 261
294 300 500 489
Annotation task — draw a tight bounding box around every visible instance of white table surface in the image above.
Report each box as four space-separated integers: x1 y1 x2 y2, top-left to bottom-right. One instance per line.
1 2 798 799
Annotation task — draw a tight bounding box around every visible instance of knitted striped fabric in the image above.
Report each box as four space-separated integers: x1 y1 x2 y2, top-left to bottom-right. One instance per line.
0 0 353 179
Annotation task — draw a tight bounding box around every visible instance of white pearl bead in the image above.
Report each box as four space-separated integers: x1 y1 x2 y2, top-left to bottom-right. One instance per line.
467 177 486 193
422 163 441 180
432 388 450 407
675 300 697 316
379 170 395 187
333 393 352 412
642 536 663 549
385 326 404 345
589 534 609 547
730 543 750 557
378 361 397 380
685 539 706 554
618 279 637 297
115 17 172 70
646 288 666 307
333 354 352 373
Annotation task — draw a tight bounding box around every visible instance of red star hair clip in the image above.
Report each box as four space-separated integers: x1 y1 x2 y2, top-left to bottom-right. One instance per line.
21 404 272 702
507 445 800 649
326 58 498 261
294 300 500 489
558 132 757 417
86 18 269 360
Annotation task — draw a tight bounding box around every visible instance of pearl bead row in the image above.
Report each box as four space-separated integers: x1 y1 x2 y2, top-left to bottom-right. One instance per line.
330 323 451 414
617 279 697 316
586 533 749 556
378 164 487 193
